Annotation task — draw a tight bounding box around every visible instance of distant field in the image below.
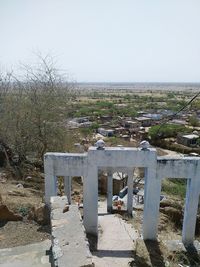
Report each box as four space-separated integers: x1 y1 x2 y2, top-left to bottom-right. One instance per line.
76 82 200 92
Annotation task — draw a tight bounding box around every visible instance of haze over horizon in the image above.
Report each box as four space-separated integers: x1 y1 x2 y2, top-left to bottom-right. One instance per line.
0 0 200 83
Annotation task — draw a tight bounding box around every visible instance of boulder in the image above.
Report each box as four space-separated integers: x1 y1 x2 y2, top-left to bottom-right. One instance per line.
28 203 50 225
0 204 23 221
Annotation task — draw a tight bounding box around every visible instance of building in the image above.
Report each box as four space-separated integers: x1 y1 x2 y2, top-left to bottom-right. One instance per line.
122 120 141 129
68 117 92 128
143 113 162 121
98 171 127 195
170 119 187 126
177 134 199 147
135 117 152 127
98 128 114 137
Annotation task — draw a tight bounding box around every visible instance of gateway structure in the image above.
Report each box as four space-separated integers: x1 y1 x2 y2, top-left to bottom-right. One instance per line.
44 146 200 245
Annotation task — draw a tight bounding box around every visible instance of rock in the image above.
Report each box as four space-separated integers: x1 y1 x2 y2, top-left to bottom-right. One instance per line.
16 183 24 189
28 204 50 225
63 205 69 213
25 176 32 181
160 206 183 227
0 204 23 221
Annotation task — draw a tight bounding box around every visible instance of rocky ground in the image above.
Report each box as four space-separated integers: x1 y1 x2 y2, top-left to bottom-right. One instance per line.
0 169 51 248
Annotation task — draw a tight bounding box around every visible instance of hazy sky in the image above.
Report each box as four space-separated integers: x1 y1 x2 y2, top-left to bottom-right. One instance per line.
0 0 200 82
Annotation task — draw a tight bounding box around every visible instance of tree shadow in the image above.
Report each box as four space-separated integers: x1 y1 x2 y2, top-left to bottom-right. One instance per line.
0 220 7 228
183 244 200 266
37 224 51 234
131 240 165 267
144 240 165 267
93 249 133 258
45 245 54 267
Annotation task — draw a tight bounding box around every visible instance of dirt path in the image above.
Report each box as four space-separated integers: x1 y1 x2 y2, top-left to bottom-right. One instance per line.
92 201 138 267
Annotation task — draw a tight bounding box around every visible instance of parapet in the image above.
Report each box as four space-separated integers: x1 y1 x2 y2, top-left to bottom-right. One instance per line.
50 196 94 267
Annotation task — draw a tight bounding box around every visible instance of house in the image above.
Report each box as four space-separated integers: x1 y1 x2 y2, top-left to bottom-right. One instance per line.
135 117 152 127
143 113 162 121
112 172 128 195
170 119 187 126
114 127 127 135
177 134 199 147
98 172 127 195
98 128 114 137
122 120 141 129
68 117 92 128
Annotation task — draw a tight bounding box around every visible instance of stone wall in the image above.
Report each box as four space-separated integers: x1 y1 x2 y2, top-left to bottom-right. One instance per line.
50 196 94 267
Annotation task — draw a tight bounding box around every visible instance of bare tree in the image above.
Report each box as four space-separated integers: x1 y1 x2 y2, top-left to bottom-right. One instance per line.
0 55 75 170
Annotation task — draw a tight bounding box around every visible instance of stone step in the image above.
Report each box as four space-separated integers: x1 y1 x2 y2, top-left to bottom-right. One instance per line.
0 240 52 267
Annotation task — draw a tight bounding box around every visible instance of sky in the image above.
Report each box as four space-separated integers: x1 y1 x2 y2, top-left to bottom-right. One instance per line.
0 0 200 82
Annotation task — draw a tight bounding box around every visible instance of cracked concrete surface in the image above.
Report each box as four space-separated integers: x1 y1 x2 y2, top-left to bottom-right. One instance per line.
92 200 139 267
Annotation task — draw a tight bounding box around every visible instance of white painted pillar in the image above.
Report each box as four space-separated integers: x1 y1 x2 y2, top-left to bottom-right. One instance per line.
64 176 71 204
182 176 200 244
127 169 133 215
83 152 98 237
143 165 161 240
44 155 57 205
107 171 113 213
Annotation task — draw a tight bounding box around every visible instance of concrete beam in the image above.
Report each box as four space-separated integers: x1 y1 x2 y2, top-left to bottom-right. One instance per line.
127 169 133 215
182 176 200 244
88 147 157 168
44 152 88 177
44 155 57 205
64 176 71 205
157 156 200 179
143 165 161 240
107 170 113 213
83 153 98 239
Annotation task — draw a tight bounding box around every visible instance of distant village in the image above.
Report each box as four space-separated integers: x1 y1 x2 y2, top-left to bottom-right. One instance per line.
68 107 200 155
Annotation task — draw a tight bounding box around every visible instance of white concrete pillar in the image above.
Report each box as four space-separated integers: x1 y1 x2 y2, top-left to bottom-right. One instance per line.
107 171 113 213
64 176 71 204
83 153 98 237
143 166 161 240
127 169 133 215
44 155 57 205
182 177 200 245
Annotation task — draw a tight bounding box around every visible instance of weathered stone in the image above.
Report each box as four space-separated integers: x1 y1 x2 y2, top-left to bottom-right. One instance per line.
62 205 69 213
50 196 93 267
0 204 23 221
28 203 50 225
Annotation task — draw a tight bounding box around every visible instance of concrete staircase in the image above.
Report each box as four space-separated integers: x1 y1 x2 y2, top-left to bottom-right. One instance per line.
0 240 52 267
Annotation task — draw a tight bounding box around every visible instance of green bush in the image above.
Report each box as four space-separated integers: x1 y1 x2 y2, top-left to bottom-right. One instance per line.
149 124 187 140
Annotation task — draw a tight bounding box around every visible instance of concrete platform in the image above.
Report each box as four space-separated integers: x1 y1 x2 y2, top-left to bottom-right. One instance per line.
0 239 52 267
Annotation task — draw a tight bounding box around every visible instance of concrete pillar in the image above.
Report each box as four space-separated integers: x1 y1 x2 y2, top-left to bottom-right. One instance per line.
64 176 71 204
107 170 113 213
127 169 133 215
143 166 161 240
182 177 200 245
83 156 98 238
44 155 57 205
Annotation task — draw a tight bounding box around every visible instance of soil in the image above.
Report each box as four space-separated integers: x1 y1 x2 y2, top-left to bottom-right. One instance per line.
0 220 50 248
0 170 50 248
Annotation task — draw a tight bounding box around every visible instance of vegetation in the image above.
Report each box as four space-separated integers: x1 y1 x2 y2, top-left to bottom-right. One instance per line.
162 178 187 199
149 124 188 140
188 115 199 127
0 55 74 171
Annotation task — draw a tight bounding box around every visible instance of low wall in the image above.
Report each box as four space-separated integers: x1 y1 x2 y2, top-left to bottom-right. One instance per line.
50 196 94 267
